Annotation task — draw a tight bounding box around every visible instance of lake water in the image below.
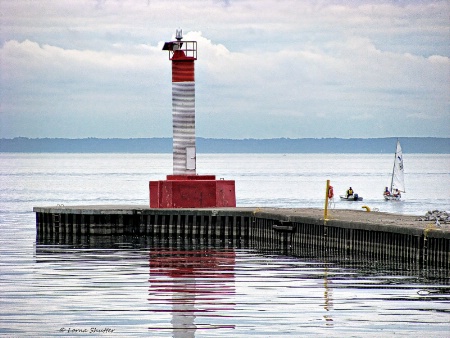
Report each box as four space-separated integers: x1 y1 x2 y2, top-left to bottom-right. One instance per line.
1 153 449 337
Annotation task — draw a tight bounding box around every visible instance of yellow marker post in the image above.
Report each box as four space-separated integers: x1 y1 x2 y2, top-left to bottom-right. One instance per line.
324 179 330 221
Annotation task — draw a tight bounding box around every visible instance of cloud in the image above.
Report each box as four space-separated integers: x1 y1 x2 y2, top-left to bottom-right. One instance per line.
1 0 449 138
1 39 161 81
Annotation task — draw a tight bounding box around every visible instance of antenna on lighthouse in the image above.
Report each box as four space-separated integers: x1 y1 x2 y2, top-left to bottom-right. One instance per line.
175 28 183 41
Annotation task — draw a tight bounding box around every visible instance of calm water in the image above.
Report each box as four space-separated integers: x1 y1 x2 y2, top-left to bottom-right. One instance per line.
1 153 449 337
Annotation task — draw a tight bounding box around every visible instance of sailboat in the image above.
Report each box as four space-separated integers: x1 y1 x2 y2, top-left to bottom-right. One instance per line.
384 139 405 201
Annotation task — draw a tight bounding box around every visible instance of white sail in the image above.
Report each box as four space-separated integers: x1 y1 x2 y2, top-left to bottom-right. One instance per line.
390 140 405 192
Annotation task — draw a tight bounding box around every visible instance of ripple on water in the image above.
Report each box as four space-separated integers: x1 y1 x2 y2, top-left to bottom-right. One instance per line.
1 241 449 336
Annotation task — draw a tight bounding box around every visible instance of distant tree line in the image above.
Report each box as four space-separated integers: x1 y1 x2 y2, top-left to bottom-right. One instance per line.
0 137 449 153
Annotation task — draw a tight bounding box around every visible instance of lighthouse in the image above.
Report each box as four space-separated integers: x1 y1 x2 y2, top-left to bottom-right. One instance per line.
149 29 236 208
164 29 197 175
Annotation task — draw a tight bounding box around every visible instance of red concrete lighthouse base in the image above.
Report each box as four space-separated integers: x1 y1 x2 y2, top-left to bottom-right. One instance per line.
149 175 236 208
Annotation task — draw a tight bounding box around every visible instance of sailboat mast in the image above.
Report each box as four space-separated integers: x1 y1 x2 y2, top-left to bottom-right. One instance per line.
390 139 397 192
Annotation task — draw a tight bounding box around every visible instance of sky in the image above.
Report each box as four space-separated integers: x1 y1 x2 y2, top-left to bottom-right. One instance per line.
1 0 449 139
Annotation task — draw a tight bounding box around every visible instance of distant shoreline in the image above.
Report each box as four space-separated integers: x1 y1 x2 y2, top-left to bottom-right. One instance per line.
1 137 449 154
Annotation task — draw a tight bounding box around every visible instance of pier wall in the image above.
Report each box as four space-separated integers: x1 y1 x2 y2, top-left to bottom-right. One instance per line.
34 207 449 272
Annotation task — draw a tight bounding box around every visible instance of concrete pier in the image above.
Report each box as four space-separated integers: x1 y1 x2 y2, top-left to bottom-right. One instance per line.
34 206 449 273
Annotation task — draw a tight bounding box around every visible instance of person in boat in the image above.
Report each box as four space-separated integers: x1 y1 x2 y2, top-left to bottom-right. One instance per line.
393 189 401 197
383 187 391 196
346 187 354 198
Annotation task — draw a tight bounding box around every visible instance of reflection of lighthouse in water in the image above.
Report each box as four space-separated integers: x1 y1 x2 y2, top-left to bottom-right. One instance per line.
170 282 196 337
148 249 236 337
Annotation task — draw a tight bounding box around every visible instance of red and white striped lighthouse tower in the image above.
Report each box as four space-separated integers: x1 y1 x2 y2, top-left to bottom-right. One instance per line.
165 29 197 175
149 29 236 208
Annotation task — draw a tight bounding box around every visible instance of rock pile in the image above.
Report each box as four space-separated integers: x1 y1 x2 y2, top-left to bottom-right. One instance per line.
416 210 449 225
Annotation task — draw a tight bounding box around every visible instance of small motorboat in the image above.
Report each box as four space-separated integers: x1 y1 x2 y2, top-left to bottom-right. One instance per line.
339 194 363 201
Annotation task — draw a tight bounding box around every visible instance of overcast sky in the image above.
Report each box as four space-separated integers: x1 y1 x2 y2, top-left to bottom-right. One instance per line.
1 0 449 139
